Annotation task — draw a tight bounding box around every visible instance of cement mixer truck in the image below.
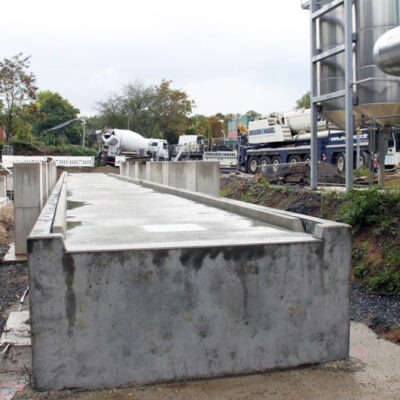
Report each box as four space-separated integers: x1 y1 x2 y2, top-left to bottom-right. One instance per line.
101 129 169 164
238 108 400 174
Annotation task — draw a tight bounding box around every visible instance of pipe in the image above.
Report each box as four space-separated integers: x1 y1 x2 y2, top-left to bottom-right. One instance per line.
374 26 400 76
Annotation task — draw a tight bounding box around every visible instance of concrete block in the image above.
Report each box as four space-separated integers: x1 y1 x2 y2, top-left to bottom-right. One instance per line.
120 162 127 177
137 162 147 180
14 163 42 208
29 237 351 390
162 162 170 185
14 207 40 255
0 176 6 198
148 162 163 184
6 174 13 191
128 163 136 179
195 161 220 196
145 162 151 181
168 161 196 192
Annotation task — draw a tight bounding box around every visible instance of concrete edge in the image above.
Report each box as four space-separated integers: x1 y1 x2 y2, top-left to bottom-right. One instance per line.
110 174 306 233
51 177 67 237
28 172 68 241
110 173 351 237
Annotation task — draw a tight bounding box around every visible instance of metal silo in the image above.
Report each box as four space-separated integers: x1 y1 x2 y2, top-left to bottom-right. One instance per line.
355 0 400 126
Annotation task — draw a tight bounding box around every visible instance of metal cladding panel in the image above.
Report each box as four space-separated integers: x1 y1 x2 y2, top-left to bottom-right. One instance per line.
355 0 400 125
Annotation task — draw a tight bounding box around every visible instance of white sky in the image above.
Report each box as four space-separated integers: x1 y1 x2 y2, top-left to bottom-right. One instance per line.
0 0 310 117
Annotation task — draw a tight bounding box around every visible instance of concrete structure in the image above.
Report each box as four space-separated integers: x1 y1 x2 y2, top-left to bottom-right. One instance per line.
120 160 220 196
14 162 57 255
0 176 6 198
27 173 351 390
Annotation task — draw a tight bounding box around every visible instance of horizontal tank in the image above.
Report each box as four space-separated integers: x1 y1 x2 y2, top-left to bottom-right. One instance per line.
102 129 149 156
374 26 400 76
280 108 329 133
355 0 400 126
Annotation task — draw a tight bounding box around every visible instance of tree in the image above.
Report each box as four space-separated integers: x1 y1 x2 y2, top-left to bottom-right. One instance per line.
296 91 311 109
96 79 195 143
0 53 37 141
33 91 81 145
151 80 194 143
245 110 261 119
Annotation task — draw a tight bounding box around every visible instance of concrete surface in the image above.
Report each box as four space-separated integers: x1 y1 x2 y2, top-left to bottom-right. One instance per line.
27 173 351 390
115 174 306 233
66 173 314 251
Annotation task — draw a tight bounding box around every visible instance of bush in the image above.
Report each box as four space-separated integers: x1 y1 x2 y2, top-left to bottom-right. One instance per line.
339 188 400 233
368 270 400 295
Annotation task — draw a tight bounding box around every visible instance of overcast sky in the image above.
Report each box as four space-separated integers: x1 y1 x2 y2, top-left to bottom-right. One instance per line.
1 0 310 117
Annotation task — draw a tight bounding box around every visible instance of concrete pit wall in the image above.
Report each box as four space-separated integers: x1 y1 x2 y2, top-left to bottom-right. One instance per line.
120 161 220 196
14 161 57 255
28 177 351 390
0 176 6 198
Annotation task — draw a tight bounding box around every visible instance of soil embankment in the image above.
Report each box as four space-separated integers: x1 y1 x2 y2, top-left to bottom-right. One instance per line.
221 172 400 344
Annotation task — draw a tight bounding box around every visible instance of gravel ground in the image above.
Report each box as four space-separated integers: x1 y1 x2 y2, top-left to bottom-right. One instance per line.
351 283 400 343
0 263 28 334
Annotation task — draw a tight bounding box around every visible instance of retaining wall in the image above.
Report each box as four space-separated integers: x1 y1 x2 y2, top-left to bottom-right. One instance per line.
120 160 220 196
14 162 57 255
28 174 352 390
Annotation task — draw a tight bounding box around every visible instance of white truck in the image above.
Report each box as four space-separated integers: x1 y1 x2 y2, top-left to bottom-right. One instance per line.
173 135 204 160
101 129 169 163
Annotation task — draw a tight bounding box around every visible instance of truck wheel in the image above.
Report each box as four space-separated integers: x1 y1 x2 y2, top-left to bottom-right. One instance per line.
288 155 301 167
336 153 345 173
271 155 281 173
259 156 271 172
247 156 259 174
359 151 370 168
303 154 311 165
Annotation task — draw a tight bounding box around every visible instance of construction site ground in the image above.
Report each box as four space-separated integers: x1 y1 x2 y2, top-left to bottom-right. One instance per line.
0 167 399 399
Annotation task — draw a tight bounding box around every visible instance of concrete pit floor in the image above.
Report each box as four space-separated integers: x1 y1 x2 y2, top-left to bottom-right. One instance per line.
8 322 399 400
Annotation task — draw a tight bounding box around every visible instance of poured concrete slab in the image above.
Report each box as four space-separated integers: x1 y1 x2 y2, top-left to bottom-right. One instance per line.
28 172 352 390
65 173 316 251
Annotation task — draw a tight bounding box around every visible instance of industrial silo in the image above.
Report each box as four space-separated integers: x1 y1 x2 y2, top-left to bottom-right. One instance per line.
317 0 400 128
355 0 400 126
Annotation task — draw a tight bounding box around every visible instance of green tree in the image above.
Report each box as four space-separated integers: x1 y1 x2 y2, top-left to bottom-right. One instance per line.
186 114 211 137
245 110 261 119
296 91 311 109
0 53 37 141
151 80 194 143
33 91 82 145
96 79 194 143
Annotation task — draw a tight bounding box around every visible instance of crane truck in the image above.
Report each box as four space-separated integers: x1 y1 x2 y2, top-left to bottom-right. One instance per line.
238 108 400 174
